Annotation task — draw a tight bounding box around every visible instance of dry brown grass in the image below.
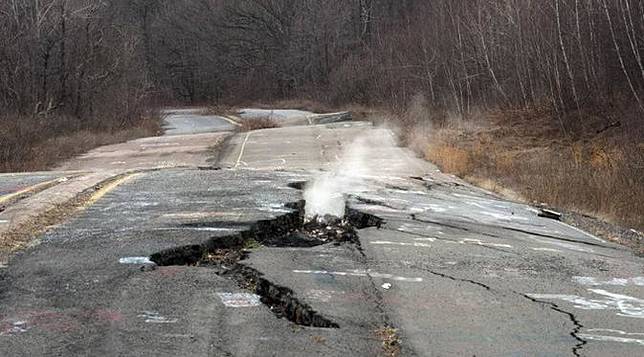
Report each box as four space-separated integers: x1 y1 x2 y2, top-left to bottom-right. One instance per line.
408 105 643 231
0 113 161 172
239 117 279 131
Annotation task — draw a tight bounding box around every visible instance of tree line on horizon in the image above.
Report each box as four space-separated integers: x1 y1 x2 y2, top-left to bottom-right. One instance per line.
1 0 643 128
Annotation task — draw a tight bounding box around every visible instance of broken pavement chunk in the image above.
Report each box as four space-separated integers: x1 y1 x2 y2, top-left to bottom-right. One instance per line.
538 208 562 220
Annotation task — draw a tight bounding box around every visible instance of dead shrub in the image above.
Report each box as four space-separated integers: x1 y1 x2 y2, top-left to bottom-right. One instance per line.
425 144 473 177
0 113 161 172
239 117 279 131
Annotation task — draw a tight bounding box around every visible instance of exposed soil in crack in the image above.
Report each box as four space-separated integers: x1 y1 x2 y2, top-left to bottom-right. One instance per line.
149 196 384 330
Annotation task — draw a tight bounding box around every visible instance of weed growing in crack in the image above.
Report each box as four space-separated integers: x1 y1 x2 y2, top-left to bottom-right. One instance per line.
376 326 401 357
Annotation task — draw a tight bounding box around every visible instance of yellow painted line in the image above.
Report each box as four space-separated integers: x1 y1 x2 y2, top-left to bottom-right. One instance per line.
81 173 142 208
222 115 242 127
234 132 252 168
0 178 65 205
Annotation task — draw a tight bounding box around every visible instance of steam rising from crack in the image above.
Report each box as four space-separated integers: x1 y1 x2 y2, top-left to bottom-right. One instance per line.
304 129 403 219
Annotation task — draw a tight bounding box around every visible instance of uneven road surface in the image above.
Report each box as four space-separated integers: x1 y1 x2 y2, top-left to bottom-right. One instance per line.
0 109 642 356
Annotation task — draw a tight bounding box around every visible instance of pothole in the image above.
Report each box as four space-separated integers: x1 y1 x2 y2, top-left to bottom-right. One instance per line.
149 197 383 329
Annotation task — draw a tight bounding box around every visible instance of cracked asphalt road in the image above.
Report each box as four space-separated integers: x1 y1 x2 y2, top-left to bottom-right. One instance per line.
1 110 643 356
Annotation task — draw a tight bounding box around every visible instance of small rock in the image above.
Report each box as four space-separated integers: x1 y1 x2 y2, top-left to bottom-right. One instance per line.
381 283 392 290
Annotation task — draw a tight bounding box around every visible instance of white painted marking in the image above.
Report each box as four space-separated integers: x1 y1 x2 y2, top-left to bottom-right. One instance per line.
0 220 9 224
460 238 513 249
304 289 337 302
578 334 644 346
234 132 252 168
370 241 431 248
0 321 29 335
573 276 644 286
531 247 562 252
217 292 261 307
154 227 236 232
221 116 242 127
528 289 644 318
138 311 177 324
414 238 436 242
119 257 155 265
587 328 644 336
292 269 423 282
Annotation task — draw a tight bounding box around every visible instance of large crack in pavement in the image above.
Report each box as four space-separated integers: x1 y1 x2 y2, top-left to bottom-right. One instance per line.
148 195 385 331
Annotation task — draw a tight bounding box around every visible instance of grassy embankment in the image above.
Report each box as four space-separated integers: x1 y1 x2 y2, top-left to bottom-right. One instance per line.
403 102 643 235
0 113 161 172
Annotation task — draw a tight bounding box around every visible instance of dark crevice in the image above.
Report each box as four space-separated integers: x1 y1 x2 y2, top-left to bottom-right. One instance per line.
427 270 492 291
286 181 307 190
407 264 492 291
149 197 383 330
409 214 502 239
225 265 339 328
350 195 400 211
346 207 384 229
519 293 587 356
499 226 612 249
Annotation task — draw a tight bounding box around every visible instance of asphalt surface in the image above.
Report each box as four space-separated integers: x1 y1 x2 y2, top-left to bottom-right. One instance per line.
56 109 232 171
1 110 642 356
162 109 237 135
0 172 69 197
239 108 316 126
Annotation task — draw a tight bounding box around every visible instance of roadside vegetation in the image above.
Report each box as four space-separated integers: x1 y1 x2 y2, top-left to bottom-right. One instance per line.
0 113 160 172
400 96 644 232
0 1 161 172
238 117 279 132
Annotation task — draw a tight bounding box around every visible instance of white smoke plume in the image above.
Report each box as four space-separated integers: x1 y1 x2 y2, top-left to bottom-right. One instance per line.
303 129 407 219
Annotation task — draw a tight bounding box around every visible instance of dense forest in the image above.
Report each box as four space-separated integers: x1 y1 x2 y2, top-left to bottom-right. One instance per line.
2 0 644 119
